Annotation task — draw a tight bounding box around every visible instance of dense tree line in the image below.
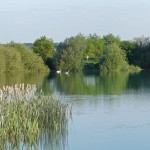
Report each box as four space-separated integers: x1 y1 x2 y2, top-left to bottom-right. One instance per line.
33 34 148 72
1 34 150 73
0 43 48 73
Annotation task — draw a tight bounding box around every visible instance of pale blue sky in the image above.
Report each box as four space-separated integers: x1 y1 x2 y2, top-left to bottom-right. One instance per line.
0 0 150 43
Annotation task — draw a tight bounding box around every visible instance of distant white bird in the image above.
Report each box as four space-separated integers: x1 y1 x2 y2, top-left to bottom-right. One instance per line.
65 70 69 75
56 69 61 74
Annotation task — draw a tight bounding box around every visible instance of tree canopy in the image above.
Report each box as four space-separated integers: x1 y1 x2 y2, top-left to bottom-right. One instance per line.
33 36 55 62
2 33 150 73
0 43 49 73
99 44 128 71
85 34 104 63
55 34 87 71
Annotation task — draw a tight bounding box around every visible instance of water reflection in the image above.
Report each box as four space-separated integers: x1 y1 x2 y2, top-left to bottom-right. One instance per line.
47 71 150 95
1 128 68 150
1 71 150 150
1 71 149 96
0 72 46 86
0 72 53 94
127 71 150 90
37 129 68 150
48 71 129 95
0 72 68 150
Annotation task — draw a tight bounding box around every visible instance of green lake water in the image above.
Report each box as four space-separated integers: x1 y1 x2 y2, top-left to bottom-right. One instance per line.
1 71 150 150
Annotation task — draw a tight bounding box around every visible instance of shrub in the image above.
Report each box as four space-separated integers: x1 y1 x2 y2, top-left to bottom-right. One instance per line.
0 45 23 72
0 46 6 72
100 44 128 71
6 43 49 72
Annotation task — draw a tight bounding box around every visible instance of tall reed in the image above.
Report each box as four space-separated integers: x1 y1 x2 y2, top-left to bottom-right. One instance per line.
0 84 71 149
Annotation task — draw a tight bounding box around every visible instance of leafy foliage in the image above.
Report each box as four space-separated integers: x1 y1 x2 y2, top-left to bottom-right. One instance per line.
5 47 23 72
2 33 150 72
0 45 23 72
102 34 121 45
84 34 104 63
53 33 142 72
0 46 6 72
99 44 129 71
131 36 150 68
0 43 49 73
120 40 136 64
55 34 87 71
33 36 55 62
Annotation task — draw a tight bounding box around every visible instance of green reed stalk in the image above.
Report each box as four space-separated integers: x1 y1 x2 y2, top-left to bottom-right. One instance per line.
0 85 71 149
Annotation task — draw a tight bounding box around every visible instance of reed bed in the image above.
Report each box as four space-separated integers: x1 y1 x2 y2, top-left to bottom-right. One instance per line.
0 84 71 149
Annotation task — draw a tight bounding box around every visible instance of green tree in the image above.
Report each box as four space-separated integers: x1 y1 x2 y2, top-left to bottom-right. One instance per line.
0 45 23 72
132 36 150 68
120 40 136 64
55 34 87 71
103 34 121 46
5 47 23 72
33 36 55 62
100 44 128 71
85 34 104 63
0 46 6 72
7 43 49 72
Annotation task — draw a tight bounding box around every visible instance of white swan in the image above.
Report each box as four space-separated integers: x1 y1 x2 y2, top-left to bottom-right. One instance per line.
65 70 69 75
56 69 61 74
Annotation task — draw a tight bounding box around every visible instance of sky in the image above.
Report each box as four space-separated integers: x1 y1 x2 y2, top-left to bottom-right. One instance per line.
0 0 150 43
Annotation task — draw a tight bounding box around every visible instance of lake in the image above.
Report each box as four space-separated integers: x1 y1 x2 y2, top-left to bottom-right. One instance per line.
1 71 150 150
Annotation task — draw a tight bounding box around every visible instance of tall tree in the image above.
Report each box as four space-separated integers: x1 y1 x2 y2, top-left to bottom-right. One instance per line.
100 44 128 71
103 34 121 46
33 36 55 62
55 34 86 71
132 36 150 68
85 34 104 63
120 40 136 64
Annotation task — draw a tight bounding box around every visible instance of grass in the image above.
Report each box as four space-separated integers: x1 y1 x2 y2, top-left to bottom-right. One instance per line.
0 84 71 149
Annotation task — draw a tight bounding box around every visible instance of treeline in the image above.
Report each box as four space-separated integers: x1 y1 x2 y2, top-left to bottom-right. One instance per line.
0 43 49 73
33 34 150 72
1 33 150 73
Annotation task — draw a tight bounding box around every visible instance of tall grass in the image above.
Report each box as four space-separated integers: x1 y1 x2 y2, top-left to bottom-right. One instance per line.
0 84 71 149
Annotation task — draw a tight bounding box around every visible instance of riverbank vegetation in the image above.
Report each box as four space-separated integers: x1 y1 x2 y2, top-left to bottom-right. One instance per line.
1 33 150 73
0 43 49 73
0 84 71 149
32 34 145 72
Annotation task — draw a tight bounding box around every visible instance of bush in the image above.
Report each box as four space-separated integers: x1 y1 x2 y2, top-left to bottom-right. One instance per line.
100 44 128 71
5 47 23 72
33 36 55 62
0 46 6 72
0 45 23 72
55 34 86 71
6 43 49 72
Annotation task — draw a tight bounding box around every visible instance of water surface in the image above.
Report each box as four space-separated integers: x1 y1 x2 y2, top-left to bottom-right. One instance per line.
1 71 150 150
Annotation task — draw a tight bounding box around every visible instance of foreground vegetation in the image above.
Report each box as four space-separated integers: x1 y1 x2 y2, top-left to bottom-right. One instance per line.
0 84 71 149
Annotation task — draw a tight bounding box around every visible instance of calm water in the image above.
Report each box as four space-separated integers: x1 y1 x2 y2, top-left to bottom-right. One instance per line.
1 71 150 150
